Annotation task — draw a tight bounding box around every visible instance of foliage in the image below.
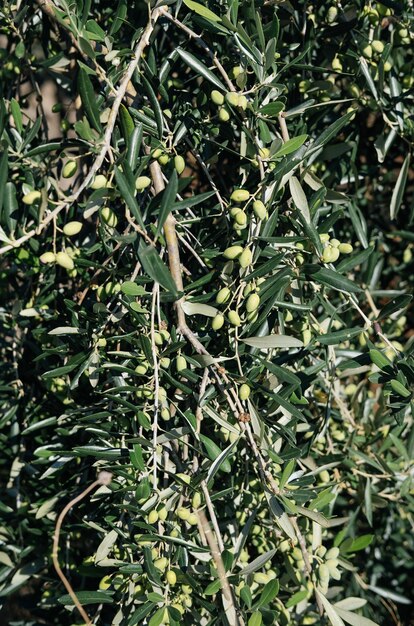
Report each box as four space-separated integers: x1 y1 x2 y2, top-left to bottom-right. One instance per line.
0 1 414 625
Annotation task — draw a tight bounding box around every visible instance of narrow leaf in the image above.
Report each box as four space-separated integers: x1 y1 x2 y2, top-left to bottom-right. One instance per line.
77 69 102 132
390 154 410 220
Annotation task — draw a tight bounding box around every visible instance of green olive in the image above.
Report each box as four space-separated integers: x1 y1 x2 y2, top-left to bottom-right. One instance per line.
239 247 253 268
211 90 225 105
230 189 250 203
63 221 83 236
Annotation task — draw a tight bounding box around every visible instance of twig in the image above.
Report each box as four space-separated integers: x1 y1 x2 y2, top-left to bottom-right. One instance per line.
197 509 243 626
52 471 112 625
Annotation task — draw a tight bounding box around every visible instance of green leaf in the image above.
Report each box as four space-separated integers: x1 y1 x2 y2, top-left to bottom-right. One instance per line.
156 170 178 238
183 0 221 22
286 589 309 609
378 294 412 321
138 242 178 297
308 111 354 156
248 612 263 626
390 154 410 220
121 281 148 296
273 134 308 157
310 268 363 294
289 176 310 223
114 165 145 229
315 590 346 626
318 327 363 345
181 301 218 317
77 69 102 132
256 579 279 608
177 48 226 91
334 607 380 626
204 579 222 595
58 590 114 605
200 434 232 473
239 549 277 576
119 104 135 144
10 98 23 134
241 335 303 349
390 379 411 398
258 102 284 117
149 607 167 626
341 534 374 553
0 151 9 220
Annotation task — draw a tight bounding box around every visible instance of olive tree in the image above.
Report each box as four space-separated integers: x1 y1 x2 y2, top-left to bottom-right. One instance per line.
0 1 413 625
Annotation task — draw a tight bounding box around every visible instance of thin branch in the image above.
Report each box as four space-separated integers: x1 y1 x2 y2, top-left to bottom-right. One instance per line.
52 472 112 625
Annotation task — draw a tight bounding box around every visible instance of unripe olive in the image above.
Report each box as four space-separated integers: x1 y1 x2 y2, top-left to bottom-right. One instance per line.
56 251 74 270
258 147 270 159
160 357 171 369
228 310 241 326
239 384 251 401
158 153 170 165
177 507 191 521
158 387 167 403
40 251 56 264
63 221 83 236
362 44 373 59
325 547 340 560
192 492 201 509
91 175 108 190
239 247 252 268
383 60 392 72
135 363 149 376
225 91 240 107
319 470 330 483
23 190 41 205
302 328 312 346
160 329 170 341
218 107 230 122
99 575 112 590
158 506 168 521
62 160 77 178
330 238 340 248
234 210 247 226
223 245 243 259
252 200 267 220
322 246 339 263
338 243 353 254
135 175 151 191
176 355 187 372
176 473 191 485
174 155 185 175
148 510 159 524
97 337 107 348
372 39 384 54
160 407 170 421
238 95 248 110
152 148 163 159
332 56 342 72
230 188 250 203
166 570 177 585
327 6 338 22
154 332 163 346
154 557 168 571
216 287 231 304
232 65 243 78
212 314 225 330
211 90 225 105
246 293 260 313
187 513 198 526
230 207 242 218
101 207 118 227
319 233 330 243
253 573 269 585
318 564 330 582
299 80 310 93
